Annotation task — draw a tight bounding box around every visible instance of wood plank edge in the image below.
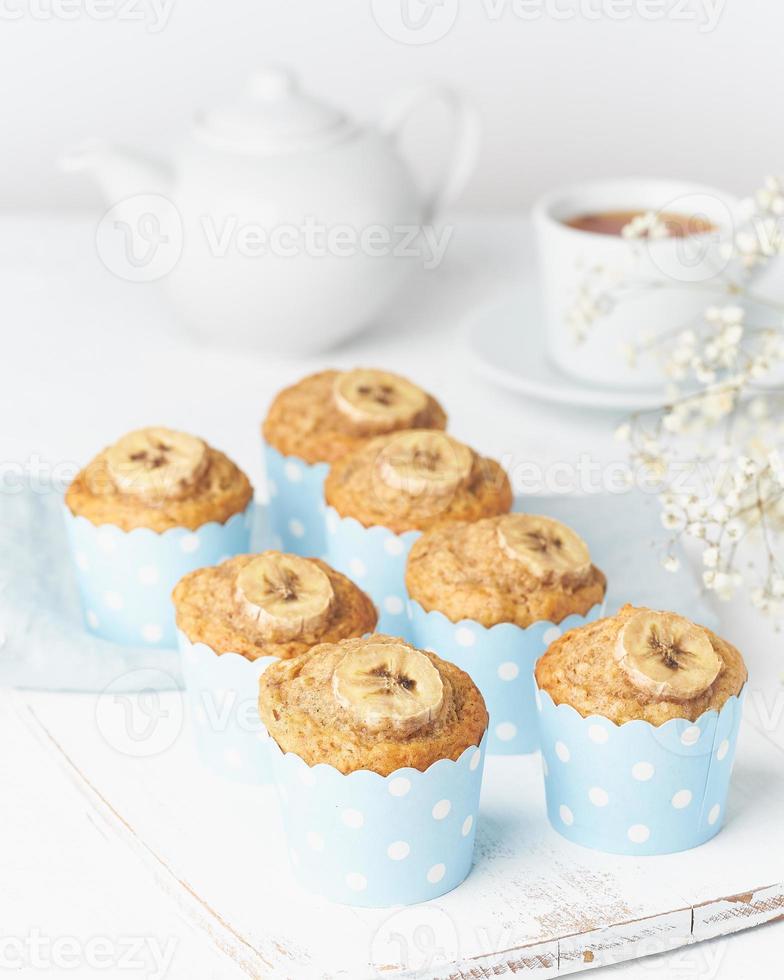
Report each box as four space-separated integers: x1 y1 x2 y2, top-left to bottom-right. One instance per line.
422 886 783 979
693 882 784 941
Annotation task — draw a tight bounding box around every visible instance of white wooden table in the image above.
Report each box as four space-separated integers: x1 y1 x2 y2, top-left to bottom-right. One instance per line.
1 214 782 979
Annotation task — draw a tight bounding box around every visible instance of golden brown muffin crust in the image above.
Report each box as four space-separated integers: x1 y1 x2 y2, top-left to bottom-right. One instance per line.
262 369 447 465
66 444 253 533
535 604 748 725
259 635 488 774
173 554 377 661
324 433 512 534
406 517 606 629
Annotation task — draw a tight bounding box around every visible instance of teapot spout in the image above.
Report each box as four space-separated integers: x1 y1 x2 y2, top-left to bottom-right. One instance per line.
61 139 171 204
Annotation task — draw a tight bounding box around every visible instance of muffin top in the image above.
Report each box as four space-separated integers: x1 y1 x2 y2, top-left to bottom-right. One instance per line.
324 429 512 534
535 604 748 726
262 368 447 465
173 553 377 661
406 514 606 629
259 634 488 775
66 427 253 532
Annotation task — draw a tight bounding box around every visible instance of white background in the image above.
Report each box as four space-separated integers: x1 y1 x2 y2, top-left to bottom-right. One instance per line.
1 0 782 212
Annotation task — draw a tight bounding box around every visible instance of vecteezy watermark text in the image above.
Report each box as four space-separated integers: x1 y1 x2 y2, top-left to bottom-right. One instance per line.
0 0 175 32
0 450 745 504
200 216 453 271
95 193 454 283
370 0 726 44
0 930 177 977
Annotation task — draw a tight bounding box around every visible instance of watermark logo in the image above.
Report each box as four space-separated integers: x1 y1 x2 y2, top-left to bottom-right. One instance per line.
369 906 460 975
371 0 459 44
95 669 184 758
96 194 183 283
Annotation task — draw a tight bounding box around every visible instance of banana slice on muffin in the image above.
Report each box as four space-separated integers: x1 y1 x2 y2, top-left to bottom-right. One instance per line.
332 640 444 735
259 634 488 775
406 514 606 630
262 369 447 466
66 426 252 533
535 603 747 725
173 553 377 662
105 427 209 502
375 430 474 498
326 430 512 534
234 554 336 642
614 609 722 702
496 514 592 583
333 369 429 429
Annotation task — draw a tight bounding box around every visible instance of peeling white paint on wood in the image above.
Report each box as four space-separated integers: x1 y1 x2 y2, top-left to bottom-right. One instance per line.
8 688 784 979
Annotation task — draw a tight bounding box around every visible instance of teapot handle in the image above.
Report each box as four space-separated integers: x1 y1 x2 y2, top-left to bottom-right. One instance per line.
381 85 481 223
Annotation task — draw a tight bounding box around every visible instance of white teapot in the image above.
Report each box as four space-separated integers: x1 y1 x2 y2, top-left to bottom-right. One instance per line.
64 68 479 354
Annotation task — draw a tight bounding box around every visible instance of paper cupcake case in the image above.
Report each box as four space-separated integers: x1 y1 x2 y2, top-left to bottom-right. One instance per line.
268 732 487 907
63 503 254 649
408 600 605 755
535 683 746 856
177 631 277 784
324 507 421 640
262 442 330 558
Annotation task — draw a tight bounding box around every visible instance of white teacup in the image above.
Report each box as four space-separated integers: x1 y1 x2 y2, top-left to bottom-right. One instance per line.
533 178 741 389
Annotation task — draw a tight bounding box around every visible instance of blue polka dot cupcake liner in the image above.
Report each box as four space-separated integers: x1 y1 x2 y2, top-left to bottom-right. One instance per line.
408 600 606 755
262 443 330 558
324 507 420 641
177 631 277 784
535 682 746 855
268 731 487 907
63 502 254 649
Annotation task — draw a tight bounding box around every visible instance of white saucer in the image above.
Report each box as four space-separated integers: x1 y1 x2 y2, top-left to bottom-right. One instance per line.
466 284 670 411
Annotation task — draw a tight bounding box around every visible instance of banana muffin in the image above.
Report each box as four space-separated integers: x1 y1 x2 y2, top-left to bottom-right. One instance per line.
325 430 512 534
174 552 377 661
66 427 253 532
407 514 606 629
262 369 447 466
536 604 748 726
259 634 488 775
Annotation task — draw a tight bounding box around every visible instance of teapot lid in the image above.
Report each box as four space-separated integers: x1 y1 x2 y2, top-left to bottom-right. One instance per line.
196 68 355 154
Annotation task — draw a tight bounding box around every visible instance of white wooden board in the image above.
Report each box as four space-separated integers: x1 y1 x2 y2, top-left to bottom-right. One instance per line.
9 688 783 980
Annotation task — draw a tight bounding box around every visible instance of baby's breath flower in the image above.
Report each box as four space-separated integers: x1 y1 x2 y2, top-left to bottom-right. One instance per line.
614 423 631 443
621 211 669 241
569 177 784 620
693 361 717 385
662 412 684 433
769 449 784 485
713 571 735 600
661 509 684 531
720 306 744 325
661 554 680 573
703 546 720 568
